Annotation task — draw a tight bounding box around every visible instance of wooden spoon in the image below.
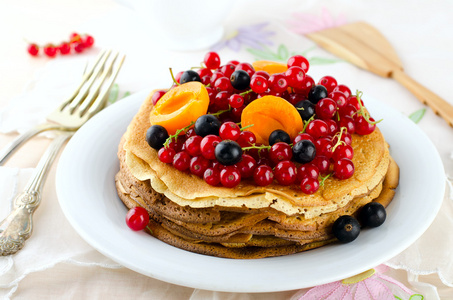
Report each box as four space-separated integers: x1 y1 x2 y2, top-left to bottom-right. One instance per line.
306 21 453 127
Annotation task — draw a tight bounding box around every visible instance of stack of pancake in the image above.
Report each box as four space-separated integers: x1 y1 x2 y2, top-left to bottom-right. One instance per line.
115 92 399 259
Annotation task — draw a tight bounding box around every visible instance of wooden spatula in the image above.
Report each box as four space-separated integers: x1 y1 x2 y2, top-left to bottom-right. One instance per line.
306 21 453 127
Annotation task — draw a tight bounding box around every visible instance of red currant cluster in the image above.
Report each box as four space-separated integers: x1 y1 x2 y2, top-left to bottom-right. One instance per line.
147 52 379 194
26 32 95 58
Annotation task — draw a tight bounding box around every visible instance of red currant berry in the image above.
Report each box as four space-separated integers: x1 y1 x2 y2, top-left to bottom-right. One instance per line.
300 177 319 194
315 98 338 120
269 142 292 163
295 75 315 96
332 144 354 161
254 70 270 80
333 84 352 98
329 91 348 109
43 44 57 57
151 90 167 106
220 63 236 78
158 147 176 164
228 60 240 66
333 158 354 179
210 72 225 85
318 76 337 93
293 133 315 144
231 105 245 122
287 55 309 73
172 151 191 171
190 155 211 177
200 135 222 160
214 77 233 93
325 119 339 135
204 167 221 186
220 166 241 188
253 165 274 186
355 116 376 135
268 73 288 93
297 164 320 181
288 93 306 105
185 128 197 139
315 137 333 159
285 66 305 89
83 35 95 48
235 62 255 77
57 42 71 55
347 95 364 110
204 52 221 69
250 75 269 94
235 154 257 178
339 104 358 118
338 116 356 134
74 42 85 53
198 68 213 78
306 119 329 139
312 155 331 175
219 121 241 141
214 91 231 110
125 207 149 231
175 71 184 84
236 131 256 147
184 135 203 156
167 137 185 152
228 94 244 109
274 161 297 185
27 43 40 56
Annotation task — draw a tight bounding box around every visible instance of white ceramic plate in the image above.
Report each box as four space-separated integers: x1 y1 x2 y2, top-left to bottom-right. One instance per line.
56 89 445 293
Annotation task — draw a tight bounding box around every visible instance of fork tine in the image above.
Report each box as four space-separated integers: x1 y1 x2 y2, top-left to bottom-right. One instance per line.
84 53 126 119
56 49 108 110
78 51 120 115
66 49 112 113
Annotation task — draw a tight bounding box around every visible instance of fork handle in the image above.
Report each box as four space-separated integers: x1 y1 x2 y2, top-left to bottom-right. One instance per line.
0 132 72 256
0 123 69 166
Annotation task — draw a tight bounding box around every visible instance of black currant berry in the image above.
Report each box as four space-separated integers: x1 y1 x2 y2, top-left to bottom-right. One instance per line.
269 129 291 145
194 114 221 137
308 85 328 104
332 215 360 243
180 70 201 84
292 140 316 163
359 202 386 228
295 100 315 121
146 125 169 150
230 70 250 90
215 140 243 165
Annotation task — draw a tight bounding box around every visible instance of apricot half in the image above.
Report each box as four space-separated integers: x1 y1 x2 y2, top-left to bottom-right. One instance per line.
241 95 304 145
252 60 288 75
149 82 209 135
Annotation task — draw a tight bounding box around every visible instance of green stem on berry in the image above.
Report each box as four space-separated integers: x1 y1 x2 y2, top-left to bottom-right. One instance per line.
239 89 254 97
210 107 231 116
331 126 347 152
242 143 271 151
300 115 315 134
355 90 382 125
240 124 254 131
169 68 180 86
319 173 332 187
163 121 195 147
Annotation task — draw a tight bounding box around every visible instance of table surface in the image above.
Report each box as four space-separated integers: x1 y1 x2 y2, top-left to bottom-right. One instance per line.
1 0 453 299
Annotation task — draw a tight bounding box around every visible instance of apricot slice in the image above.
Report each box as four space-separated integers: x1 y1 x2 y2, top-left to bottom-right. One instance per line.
241 95 303 145
149 82 209 135
252 60 288 75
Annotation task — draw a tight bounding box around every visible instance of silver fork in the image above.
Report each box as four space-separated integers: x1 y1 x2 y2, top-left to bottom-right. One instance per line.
0 50 125 255
0 49 125 166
